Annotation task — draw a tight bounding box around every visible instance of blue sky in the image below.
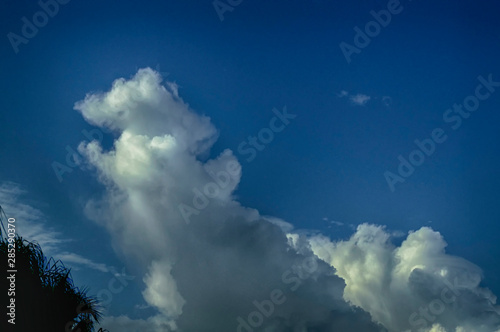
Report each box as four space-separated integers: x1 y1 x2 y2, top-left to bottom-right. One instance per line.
1 0 500 331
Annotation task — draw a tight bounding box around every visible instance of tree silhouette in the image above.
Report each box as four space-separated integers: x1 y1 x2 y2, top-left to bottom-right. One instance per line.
0 236 108 332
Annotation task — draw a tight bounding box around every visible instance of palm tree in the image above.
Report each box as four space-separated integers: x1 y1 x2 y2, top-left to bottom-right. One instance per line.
0 236 107 331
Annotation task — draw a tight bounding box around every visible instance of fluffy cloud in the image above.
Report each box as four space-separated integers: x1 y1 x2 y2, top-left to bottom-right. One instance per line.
309 224 500 332
75 68 500 331
75 68 381 331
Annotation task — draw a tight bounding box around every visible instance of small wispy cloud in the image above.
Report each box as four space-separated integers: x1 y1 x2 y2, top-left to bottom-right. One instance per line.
54 252 110 272
0 181 64 252
337 90 349 97
381 96 392 107
338 90 391 107
134 303 151 310
0 181 110 273
323 217 356 229
349 93 371 106
391 230 406 238
331 220 345 226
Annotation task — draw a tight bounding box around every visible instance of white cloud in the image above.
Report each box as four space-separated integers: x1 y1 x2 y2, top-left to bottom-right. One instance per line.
75 68 380 331
142 261 185 320
0 181 63 252
350 93 371 106
75 68 500 331
309 224 500 332
382 95 393 107
54 252 110 273
338 90 392 107
338 90 349 97
100 314 176 332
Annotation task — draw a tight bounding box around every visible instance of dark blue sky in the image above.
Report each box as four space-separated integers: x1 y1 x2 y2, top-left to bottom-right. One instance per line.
1 0 500 325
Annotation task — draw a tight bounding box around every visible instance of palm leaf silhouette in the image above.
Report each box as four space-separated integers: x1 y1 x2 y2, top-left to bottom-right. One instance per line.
1 236 106 331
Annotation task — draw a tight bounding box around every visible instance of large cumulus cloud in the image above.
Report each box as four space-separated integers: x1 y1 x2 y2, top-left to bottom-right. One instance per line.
74 68 380 331
309 224 500 331
74 68 499 332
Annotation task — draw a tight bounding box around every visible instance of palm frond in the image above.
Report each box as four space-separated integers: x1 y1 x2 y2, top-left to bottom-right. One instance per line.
1 235 107 331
